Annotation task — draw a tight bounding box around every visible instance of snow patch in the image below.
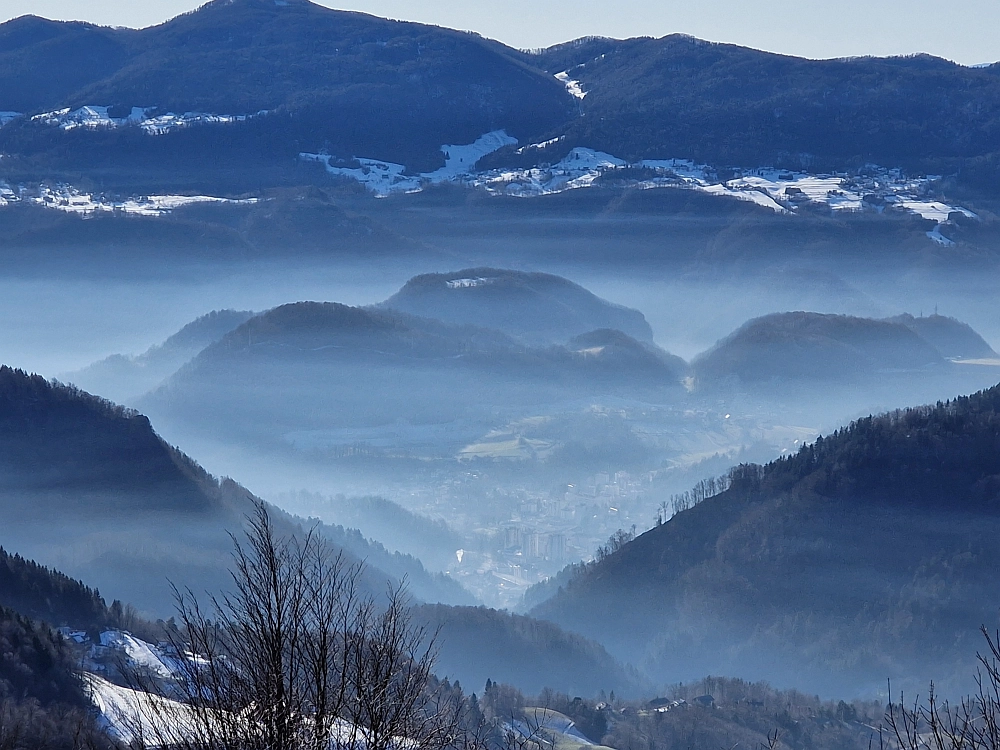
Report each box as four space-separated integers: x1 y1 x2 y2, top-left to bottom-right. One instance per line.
302 154 420 197
894 199 977 222
555 71 587 100
100 631 173 678
425 130 518 182
86 672 414 749
446 277 493 289
699 183 790 213
0 183 258 216
304 136 976 236
926 225 956 246
31 105 265 134
85 674 199 746
517 136 564 154
302 129 517 196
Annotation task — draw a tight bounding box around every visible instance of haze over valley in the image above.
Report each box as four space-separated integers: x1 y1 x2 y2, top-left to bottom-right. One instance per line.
4 2 1000 749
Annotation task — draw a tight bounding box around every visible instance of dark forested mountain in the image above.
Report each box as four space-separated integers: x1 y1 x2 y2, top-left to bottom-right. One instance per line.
0 366 216 508
886 313 998 360
0 16 134 113
381 269 655 345
0 366 467 613
521 35 1000 184
692 312 945 385
0 0 571 177
66 308 254 403
531 383 1000 695
3 4 1000 190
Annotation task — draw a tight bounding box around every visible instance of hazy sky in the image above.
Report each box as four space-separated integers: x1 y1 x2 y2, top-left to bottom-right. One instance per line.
2 0 998 66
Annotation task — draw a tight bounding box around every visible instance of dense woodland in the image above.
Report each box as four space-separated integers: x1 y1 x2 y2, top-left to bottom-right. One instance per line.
0 607 112 750
0 0 571 175
0 548 111 634
0 366 215 509
517 35 1000 190
532 383 1000 695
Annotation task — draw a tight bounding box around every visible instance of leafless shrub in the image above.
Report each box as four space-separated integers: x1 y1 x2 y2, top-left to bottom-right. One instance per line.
119 503 466 750
883 627 1000 750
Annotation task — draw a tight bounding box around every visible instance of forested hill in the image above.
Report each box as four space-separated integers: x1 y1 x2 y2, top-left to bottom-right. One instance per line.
0 0 571 173
518 35 1000 186
0 547 111 632
530 383 1000 695
381 268 655 345
691 312 945 385
4 4 1000 188
0 366 216 510
0 366 468 613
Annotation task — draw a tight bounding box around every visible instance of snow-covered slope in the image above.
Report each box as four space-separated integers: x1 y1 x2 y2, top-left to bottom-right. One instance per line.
302 133 976 242
0 181 257 215
24 105 265 134
555 71 587 100
302 129 518 197
99 631 175 679
0 118 975 245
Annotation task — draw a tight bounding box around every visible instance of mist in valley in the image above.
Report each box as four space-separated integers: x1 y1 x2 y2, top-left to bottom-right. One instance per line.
2 164 1000 709
10 9 1000 749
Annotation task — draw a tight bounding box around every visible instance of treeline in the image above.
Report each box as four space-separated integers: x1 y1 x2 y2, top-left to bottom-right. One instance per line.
0 366 216 510
528 383 1000 694
735 386 1000 507
0 548 110 634
655 471 735 523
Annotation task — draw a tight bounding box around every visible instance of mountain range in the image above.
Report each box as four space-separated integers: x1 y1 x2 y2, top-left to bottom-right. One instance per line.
54 271 1000 488
2 0 1000 194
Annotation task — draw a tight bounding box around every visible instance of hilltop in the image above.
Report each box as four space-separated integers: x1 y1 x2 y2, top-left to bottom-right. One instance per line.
139 301 686 473
381 269 654 345
692 312 945 385
0 0 570 176
518 35 1000 187
886 312 998 360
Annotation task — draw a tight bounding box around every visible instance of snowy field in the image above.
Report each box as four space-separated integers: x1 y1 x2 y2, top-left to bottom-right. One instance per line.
299 131 976 241
13 106 265 134
0 182 257 215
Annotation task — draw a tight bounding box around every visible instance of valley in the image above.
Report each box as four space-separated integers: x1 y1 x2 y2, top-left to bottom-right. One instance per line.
1 2 1000 748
